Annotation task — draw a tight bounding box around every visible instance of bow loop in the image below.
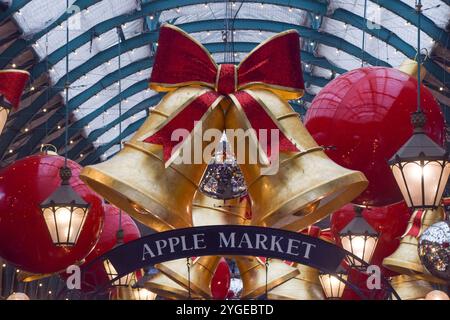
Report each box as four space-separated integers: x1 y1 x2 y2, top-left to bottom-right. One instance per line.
149 24 304 99
143 25 305 166
0 70 30 110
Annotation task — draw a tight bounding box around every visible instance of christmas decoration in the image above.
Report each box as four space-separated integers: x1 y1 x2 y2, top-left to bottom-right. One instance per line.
389 275 433 300
383 207 446 283
211 258 231 300
331 202 410 276
199 141 247 200
0 153 104 274
0 69 29 134
80 24 367 242
78 204 141 292
418 220 450 281
304 67 445 207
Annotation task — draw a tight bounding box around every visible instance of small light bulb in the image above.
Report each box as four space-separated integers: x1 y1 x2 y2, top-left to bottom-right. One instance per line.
57 125 61 129
288 7 293 12
12 63 16 68
150 15 154 20
439 87 444 91
9 149 13 153
43 108 47 112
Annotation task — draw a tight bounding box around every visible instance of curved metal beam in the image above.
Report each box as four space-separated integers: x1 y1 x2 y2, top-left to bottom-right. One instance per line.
67 93 164 158
0 0 326 69
0 0 94 69
81 117 145 165
373 0 449 49
331 8 450 89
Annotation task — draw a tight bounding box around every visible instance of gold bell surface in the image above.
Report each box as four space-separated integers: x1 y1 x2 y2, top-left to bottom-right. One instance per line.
268 263 324 300
192 191 250 226
383 207 446 284
225 89 368 231
155 256 221 300
145 272 201 300
80 86 225 233
236 256 299 299
390 275 433 300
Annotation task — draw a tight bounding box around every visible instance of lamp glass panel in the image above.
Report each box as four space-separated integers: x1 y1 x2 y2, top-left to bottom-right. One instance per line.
0 107 9 135
341 235 377 266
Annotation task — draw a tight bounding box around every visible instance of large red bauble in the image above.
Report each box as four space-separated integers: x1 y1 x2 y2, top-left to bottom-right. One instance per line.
211 257 231 300
79 204 141 291
304 67 445 206
0 154 104 274
330 202 410 299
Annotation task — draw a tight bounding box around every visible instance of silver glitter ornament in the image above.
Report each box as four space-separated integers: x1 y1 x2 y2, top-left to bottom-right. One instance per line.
418 220 450 282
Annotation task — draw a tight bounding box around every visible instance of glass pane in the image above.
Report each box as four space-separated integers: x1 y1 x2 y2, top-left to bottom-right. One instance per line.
434 163 450 206
69 207 88 244
391 164 412 207
0 108 9 135
54 206 73 244
42 207 58 244
401 161 424 207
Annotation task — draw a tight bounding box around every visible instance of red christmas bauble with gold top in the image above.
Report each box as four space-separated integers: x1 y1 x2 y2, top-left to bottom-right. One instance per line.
0 153 104 274
304 67 445 206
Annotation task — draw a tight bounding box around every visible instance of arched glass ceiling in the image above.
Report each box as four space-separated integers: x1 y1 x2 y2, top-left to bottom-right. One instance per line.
0 0 448 165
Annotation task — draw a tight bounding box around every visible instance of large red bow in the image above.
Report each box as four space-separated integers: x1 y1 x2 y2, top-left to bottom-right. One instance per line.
0 70 30 109
142 24 305 164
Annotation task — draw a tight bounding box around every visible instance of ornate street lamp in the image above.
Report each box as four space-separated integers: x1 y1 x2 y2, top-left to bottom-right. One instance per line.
40 1 91 247
319 266 348 300
339 206 379 268
389 0 450 210
40 167 90 246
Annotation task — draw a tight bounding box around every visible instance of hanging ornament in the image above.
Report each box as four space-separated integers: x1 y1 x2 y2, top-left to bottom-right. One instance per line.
425 290 450 300
304 67 445 207
211 257 231 300
0 69 30 134
7 292 30 300
0 153 104 274
418 220 450 281
199 139 247 200
76 204 141 292
331 202 410 277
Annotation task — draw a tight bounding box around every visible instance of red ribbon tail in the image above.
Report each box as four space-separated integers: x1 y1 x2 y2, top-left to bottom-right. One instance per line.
141 91 222 166
231 91 299 165
403 209 425 238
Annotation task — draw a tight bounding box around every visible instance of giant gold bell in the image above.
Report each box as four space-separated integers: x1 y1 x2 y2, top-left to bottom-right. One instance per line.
80 86 225 232
226 89 368 231
390 275 433 300
152 191 250 299
383 207 446 284
155 256 221 299
145 272 201 300
268 263 324 300
236 256 299 299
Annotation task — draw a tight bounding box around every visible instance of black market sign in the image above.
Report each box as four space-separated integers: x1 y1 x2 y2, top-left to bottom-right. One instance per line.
81 225 399 299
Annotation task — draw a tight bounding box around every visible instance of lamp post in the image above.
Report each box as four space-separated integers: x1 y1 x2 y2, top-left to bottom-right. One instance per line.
40 167 90 246
319 266 348 300
389 0 450 210
338 206 379 268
